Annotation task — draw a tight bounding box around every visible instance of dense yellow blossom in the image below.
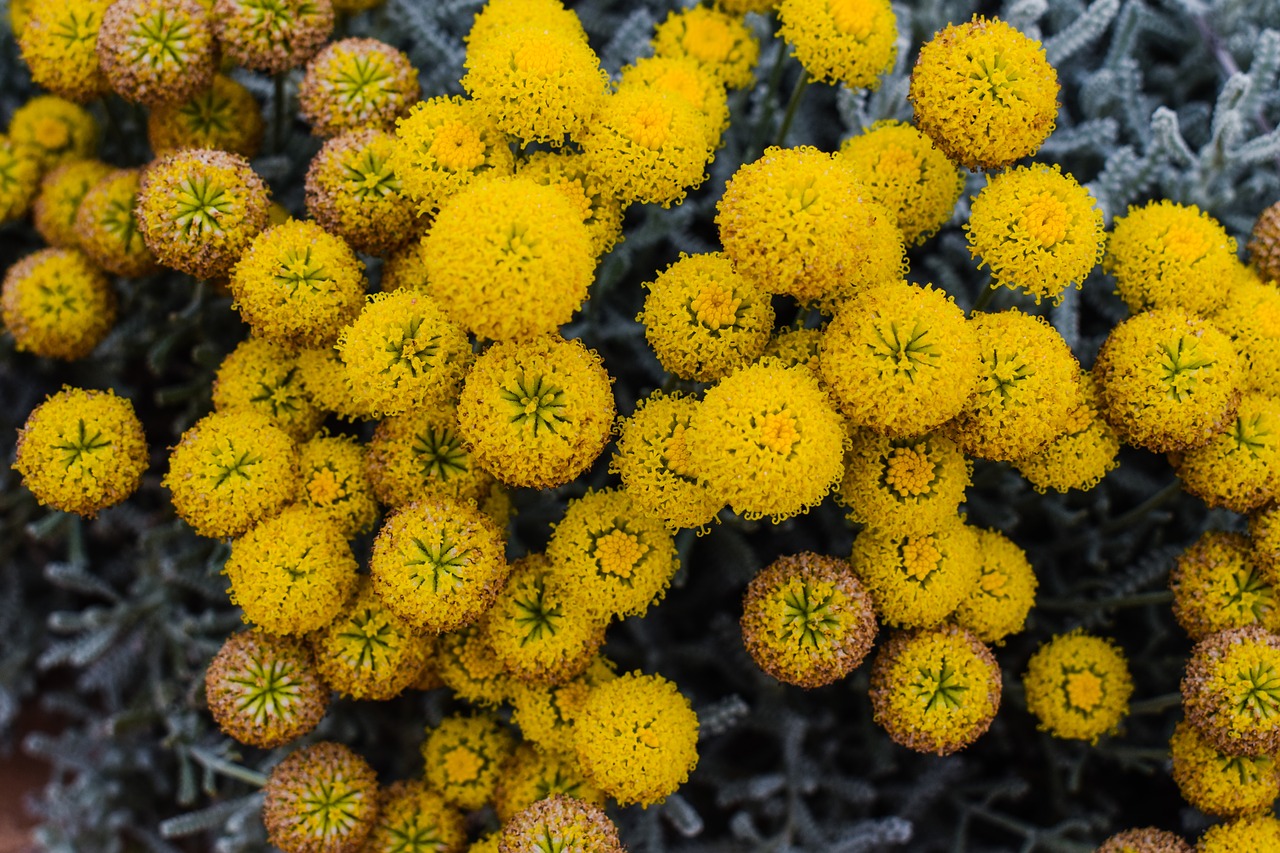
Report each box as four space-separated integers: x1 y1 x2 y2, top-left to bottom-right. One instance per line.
0 136 40 225
379 237 430 294
1175 393 1280 514
618 55 730 148
212 0 333 74
1211 276 1280 393
18 0 112 102
762 325 823 374
203 629 327 749
421 713 516 811
96 0 216 106
1012 371 1120 493
211 337 323 441
1182 625 1280 756
362 781 466 853
435 622 514 707
652 6 759 90
33 160 113 250
297 433 378 539
147 74 264 158
499 795 623 853
1171 719 1280 818
509 657 617 757
466 0 585 51
494 745 605 822
951 528 1037 644
311 578 430 701
838 429 971 537
9 96 98 169
262 742 378 853
777 0 897 88
2 248 115 361
1251 504 1280 577
298 38 419 138
295 345 379 422
74 169 159 279
366 404 494 511
1024 630 1132 742
850 516 981 629
1197 815 1280 852
305 129 420 256
390 95 515 214
516 149 624 257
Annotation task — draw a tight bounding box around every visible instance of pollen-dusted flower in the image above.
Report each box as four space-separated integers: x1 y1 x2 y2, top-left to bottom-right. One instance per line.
296 345 379 422
337 290 471 417
1211 276 1280 394
1249 201 1280 284
820 281 980 437
618 55 730 148
0 136 43 225
147 74 264 158
837 429 972 538
1093 308 1243 454
369 496 509 634
837 120 963 247
136 148 271 281
740 552 877 689
212 0 334 75
1198 815 1280 851
164 409 300 540
305 129 420 256
465 0 585 51
262 742 379 853
909 16 1059 170
424 176 594 341
687 361 846 522
1183 626 1280 756
18 0 112 103
499 795 623 853
777 0 897 89
362 781 467 853
204 629 327 749
509 657 617 758
456 335 615 489
9 96 98 170
716 146 904 303
298 433 378 539
494 746 604 823
869 625 1001 754
74 168 159 278
574 671 699 807
421 713 516 811
365 405 494 511
95 0 216 106
14 387 147 517
965 163 1105 305
639 252 773 381
850 517 982 629
33 160 113 250
435 623 513 708
224 505 359 636
1012 370 1120 493
944 309 1083 462
1176 393 1280 514
1096 829 1192 853
211 337 324 441
1171 719 1280 818
2 249 116 361
311 578 431 701
1024 630 1132 742
951 528 1037 645
298 38 419 138
652 6 759 90
516 150 624 257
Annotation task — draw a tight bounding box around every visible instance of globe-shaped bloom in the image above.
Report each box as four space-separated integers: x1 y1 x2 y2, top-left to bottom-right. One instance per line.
262 742 379 853
1024 630 1133 742
95 0 216 106
777 0 897 89
2 249 116 361
298 38 419 138
204 629 328 749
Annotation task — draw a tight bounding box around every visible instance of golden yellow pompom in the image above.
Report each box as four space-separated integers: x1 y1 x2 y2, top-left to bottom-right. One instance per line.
33 159 113 250
18 0 112 103
652 6 759 90
1175 392 1280 514
2 248 115 361
204 629 328 749
494 746 604 822
295 345 379 422
0 136 41 225
838 430 972 538
509 657 617 758
1012 371 1120 493
515 149 624 258
618 55 730 148
311 578 431 700
435 622 514 708
1183 626 1280 756
850 516 981 629
1171 719 1280 818
212 0 333 75
262 742 379 853
422 713 516 811
147 74 264 158
9 96 99 169
390 95 515 214
762 325 824 374
298 38 419 138
1024 630 1133 742
365 404 494 512
1197 815 1280 852
305 129 421 257
95 0 216 106
74 168 159 279
211 337 324 441
499 795 622 853
362 781 466 853
297 433 378 539
777 0 897 89
1211 276 1280 394
466 0 585 51
951 528 1037 644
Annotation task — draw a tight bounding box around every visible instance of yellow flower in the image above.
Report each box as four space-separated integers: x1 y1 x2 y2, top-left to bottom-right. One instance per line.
366 403 495 511
305 128 421 257
1097 828 1192 853
298 37 419 138
1012 370 1120 493
966 164 1104 305
96 0 217 106
951 528 1037 645
850 516 982 629
362 780 466 853
837 120 963 247
717 146 904 303
379 237 430 294
1024 630 1132 742
574 671 699 807
369 496 509 634
311 577 431 701
390 95 515 214
297 433 378 539
33 160 113 250
652 6 759 90
618 55 730 148
1249 200 1280 284
869 625 1001 754
470 834 500 853
1183 625 1280 756
18 0 112 103
212 0 333 74
435 622 514 708
838 429 972 538
777 0 897 89
295 345 379 422
1171 719 1280 818
262 742 379 853
1211 275 1280 393
762 324 823 374
1197 815 1280 852
9 96 98 170
163 410 300 540
500 795 623 853
718 0 778 12
203 629 327 749
456 335 615 489
1093 308 1242 453
1251 504 1280 578
639 252 774 381
421 713 516 811
909 16 1059 170
465 0 585 52
8 0 34 38
509 657 617 758
146 73 264 158
74 168 160 279
423 176 595 341
740 552 877 689
13 387 147 517
1175 393 1280 514
211 337 324 441
516 149 624 257
2 249 115 361
494 745 605 823
687 361 846 522
0 136 41 225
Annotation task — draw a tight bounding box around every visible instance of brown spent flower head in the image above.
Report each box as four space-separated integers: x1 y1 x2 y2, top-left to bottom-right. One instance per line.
362 780 467 853
213 0 334 75
499 795 625 853
305 129 421 256
262 742 379 853
96 0 217 106
1249 200 1280 284
298 38 420 138
1096 828 1192 853
1182 625 1280 757
311 578 432 701
204 629 328 749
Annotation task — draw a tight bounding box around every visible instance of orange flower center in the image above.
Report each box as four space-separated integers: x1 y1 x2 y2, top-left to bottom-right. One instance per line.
829 0 876 38
902 537 942 582
884 446 935 497
758 411 799 455
430 122 486 172
443 746 484 784
1022 191 1070 247
625 102 673 150
307 468 344 506
690 281 740 329
1065 670 1104 712
596 529 646 578
681 18 735 64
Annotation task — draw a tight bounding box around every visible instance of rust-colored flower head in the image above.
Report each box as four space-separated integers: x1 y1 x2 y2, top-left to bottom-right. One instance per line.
213 0 334 75
298 38 419 138
262 742 379 853
1183 625 1280 756
204 629 328 749
96 0 217 106
1249 200 1280 284
499 795 624 853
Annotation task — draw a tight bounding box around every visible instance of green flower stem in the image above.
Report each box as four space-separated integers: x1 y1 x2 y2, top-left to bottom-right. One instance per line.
1099 478 1183 534
188 745 269 787
970 283 998 313
773 71 811 148
1129 692 1183 716
751 36 790 154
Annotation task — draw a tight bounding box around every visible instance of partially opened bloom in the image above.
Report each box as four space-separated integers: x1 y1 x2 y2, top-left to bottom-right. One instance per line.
213 0 334 75
297 433 378 539
777 0 897 89
298 38 419 138
1197 816 1280 852
509 657 617 758
1024 631 1133 742
1012 371 1120 493
1249 201 1280 284
850 517 981 629
0 137 41 225
1175 392 1280 514
499 796 624 853
1096 829 1192 853
305 129 420 256
362 781 466 853
262 742 379 853
1211 276 1280 393
2 249 116 361
95 0 216 106
493 745 604 822
435 623 514 708
1171 719 1280 818
365 404 495 510
390 95 515 214
147 74 264 158
204 629 327 748
1183 626 1280 756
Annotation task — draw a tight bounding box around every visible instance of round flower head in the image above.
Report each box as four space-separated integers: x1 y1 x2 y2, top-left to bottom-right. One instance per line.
18 0 112 102
1176 392 1280 514
298 38 419 138
618 55 730 148
456 335 615 489
462 24 608 147
363 781 467 853
838 430 972 538
837 120 963 247
369 496 509 634
777 0 897 89
509 657 617 757
136 149 271 281
965 164 1105 305
909 16 1059 170
1097 829 1192 853
1171 719 1280 818
33 160 113 249
424 176 594 341
850 517 982 629
2 249 116 361
944 309 1083 462
466 0 585 51
164 409 300 539
204 629 327 749
1249 201 1280 284
74 168 159 278
652 6 758 89
8 0 34 38
639 252 773 381
1183 626 1280 756
213 0 333 74
337 290 472 417
500 795 623 853
224 505 358 636
435 623 514 708
687 361 846 522
516 149 624 257
366 404 494 511
1023 630 1132 742
229 219 367 350
495 745 604 823
0 136 43 225
716 146 904 303
296 345 379 422
147 74 264 158
297 434 378 539
1198 816 1280 852
762 325 824 374
610 391 723 531
9 96 98 170
820 281 980 437
1211 276 1280 394
96 0 216 106
574 672 699 807
869 625 1001 755
1094 308 1243 453
1012 371 1120 493
1105 200 1237 316
740 552 877 689
262 742 379 853
951 528 1037 645
421 714 516 811
14 387 147 517
305 129 420 256
211 337 324 441
311 577 431 700
390 95 515 215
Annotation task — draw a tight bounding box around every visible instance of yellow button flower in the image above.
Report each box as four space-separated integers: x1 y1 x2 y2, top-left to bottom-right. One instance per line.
305 128 421 257
1024 630 1132 742
500 795 623 853
850 516 981 629
951 528 1037 645
18 0 113 103
33 159 113 250
1183 626 1280 757
96 0 217 106
147 74 264 159
212 0 333 75
1171 719 1280 818
421 714 516 811
778 0 897 89
362 781 466 853
311 577 431 701
211 337 324 441
652 6 759 90
298 37 419 138
2 249 116 361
